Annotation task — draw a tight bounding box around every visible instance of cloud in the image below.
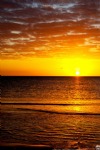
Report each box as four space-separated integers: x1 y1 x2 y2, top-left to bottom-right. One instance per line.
0 0 100 59
89 48 99 53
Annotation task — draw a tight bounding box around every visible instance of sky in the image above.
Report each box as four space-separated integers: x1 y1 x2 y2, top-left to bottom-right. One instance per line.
0 0 100 76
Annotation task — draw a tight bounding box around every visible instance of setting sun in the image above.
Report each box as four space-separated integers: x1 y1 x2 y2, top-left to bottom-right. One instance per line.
76 70 80 76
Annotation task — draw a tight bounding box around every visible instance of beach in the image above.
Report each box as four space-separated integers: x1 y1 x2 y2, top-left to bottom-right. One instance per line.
1 76 100 149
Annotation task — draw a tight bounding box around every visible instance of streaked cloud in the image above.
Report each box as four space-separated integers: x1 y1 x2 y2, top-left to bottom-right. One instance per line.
0 0 100 59
11 31 22 34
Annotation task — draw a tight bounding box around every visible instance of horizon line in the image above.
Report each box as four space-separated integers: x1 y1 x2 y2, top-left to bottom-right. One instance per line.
1 75 100 77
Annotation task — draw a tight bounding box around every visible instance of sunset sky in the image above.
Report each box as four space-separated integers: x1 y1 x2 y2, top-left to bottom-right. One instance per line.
0 0 100 76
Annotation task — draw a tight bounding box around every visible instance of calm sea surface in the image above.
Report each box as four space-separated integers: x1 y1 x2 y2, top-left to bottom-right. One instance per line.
1 76 100 149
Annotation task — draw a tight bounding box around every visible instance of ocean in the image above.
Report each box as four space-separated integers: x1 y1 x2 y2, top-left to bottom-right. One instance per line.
1 76 100 149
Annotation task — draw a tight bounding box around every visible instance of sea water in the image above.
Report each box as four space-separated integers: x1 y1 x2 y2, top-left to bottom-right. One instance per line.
1 76 100 149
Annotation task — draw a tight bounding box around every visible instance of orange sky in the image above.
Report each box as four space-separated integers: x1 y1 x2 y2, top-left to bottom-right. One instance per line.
0 0 100 76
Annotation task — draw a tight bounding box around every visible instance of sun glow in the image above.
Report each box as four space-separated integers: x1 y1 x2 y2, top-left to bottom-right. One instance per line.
76 70 80 76
1 57 100 76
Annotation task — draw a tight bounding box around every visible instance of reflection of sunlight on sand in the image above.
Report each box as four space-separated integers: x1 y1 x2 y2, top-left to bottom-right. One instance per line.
65 105 100 114
73 105 81 112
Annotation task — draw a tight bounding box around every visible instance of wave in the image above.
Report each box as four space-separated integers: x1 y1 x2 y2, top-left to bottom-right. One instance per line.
1 102 100 106
2 102 100 115
16 107 100 115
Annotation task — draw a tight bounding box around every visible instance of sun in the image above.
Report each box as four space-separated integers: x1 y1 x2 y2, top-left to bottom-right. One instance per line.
76 70 80 76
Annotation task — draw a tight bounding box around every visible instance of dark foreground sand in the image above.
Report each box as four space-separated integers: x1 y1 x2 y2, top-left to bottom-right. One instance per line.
0 142 97 150
0 143 53 150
